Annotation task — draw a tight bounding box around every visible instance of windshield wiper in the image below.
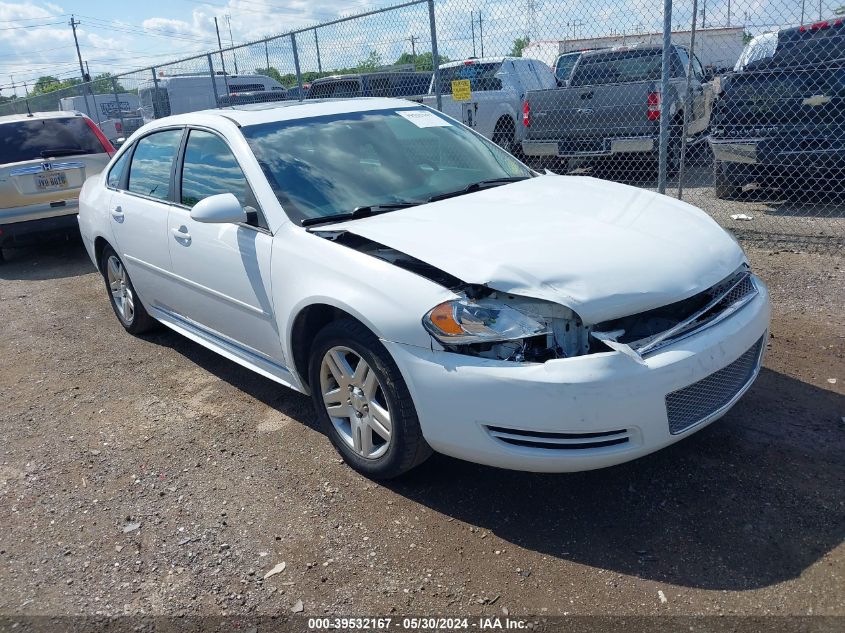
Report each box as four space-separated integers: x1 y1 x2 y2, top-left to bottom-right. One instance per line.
40 148 88 158
426 176 531 203
301 201 422 227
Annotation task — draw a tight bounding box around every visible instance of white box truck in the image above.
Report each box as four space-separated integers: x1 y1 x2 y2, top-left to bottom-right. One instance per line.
137 73 285 122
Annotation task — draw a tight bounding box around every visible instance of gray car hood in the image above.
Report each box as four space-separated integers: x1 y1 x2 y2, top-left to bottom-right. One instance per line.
318 175 746 324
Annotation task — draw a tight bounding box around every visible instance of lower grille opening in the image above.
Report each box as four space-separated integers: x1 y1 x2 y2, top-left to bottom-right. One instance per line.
665 335 765 435
485 426 630 451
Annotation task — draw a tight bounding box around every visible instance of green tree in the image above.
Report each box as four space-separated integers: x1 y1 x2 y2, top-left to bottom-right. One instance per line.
511 36 530 57
742 31 754 44
356 50 383 72
393 51 450 71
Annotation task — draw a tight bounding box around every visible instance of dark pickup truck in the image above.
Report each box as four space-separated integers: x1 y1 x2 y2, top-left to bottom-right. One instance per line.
709 19 845 198
521 45 713 172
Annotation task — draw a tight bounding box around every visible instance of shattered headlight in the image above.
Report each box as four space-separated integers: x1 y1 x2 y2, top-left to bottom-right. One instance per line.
422 297 550 345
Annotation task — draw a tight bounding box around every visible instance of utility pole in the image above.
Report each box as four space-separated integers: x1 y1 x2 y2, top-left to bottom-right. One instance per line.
69 15 94 123
478 11 484 58
214 16 228 77
264 40 270 72
409 34 417 69
225 14 238 74
470 10 476 57
700 0 706 28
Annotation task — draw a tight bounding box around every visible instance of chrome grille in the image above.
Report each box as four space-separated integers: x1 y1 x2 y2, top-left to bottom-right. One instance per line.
665 336 765 435
485 426 630 451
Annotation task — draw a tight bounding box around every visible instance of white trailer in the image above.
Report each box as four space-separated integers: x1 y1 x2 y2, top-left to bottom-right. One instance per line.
523 26 747 72
58 93 141 122
137 73 284 122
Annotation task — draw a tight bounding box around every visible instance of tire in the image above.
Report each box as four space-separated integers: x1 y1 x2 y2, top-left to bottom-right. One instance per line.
308 318 431 479
100 245 156 335
492 117 516 154
713 160 742 200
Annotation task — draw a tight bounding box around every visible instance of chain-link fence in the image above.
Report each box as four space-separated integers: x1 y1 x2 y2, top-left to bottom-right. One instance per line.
2 0 843 250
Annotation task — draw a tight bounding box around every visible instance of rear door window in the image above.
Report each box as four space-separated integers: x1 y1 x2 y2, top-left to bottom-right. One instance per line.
572 50 664 86
0 117 103 164
127 129 183 201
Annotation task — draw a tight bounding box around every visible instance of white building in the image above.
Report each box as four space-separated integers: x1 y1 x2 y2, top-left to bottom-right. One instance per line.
524 27 747 71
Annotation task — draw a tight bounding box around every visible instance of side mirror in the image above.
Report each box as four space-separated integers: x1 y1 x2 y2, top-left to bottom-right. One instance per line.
190 193 248 224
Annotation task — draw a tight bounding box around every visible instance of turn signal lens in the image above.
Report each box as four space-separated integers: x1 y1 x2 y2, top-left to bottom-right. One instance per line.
428 302 464 335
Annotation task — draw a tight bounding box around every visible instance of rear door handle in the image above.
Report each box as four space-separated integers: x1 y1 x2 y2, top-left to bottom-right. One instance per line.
110 205 123 219
171 226 191 244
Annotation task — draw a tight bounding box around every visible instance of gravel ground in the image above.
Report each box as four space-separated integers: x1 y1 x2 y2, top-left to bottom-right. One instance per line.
0 237 843 620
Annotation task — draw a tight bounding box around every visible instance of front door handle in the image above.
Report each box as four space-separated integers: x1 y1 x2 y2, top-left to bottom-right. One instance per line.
171 226 191 244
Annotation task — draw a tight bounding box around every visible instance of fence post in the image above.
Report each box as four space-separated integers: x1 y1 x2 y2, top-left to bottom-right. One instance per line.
291 32 304 101
314 28 322 74
150 67 161 120
677 0 699 200
657 0 673 194
428 0 442 112
86 83 102 126
110 77 125 137
207 54 219 108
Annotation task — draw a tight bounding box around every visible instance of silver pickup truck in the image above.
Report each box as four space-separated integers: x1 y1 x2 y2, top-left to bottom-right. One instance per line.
521 45 714 172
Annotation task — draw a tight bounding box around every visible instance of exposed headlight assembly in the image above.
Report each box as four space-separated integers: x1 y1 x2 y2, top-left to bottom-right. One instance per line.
423 297 550 345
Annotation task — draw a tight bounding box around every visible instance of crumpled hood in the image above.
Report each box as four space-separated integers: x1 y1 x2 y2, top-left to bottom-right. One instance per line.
319 175 746 324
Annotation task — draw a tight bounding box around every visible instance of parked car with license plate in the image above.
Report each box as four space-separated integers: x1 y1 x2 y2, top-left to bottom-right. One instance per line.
422 57 556 153
0 111 114 261
78 99 769 478
709 18 845 198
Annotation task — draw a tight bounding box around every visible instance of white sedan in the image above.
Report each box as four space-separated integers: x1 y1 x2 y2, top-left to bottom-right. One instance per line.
78 98 770 478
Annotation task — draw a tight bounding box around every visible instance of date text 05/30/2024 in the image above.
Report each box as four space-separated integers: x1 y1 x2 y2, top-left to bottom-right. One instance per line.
307 617 531 630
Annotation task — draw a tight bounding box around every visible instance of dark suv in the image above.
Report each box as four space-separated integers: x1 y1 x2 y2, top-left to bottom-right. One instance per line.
709 18 845 198
306 72 432 100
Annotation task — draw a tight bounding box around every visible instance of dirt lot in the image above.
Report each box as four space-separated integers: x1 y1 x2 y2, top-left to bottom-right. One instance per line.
0 237 843 621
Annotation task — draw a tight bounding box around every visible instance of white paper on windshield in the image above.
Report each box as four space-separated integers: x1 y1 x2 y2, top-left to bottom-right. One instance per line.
396 110 451 128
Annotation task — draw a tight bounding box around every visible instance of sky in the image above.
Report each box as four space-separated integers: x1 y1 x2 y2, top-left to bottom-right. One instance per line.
0 0 832 98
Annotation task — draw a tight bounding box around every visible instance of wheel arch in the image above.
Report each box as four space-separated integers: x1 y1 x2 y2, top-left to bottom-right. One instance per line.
93 235 112 273
288 300 382 393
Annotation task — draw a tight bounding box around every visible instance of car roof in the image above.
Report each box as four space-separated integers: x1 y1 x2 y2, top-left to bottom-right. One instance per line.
0 110 85 125
146 97 424 129
438 56 523 68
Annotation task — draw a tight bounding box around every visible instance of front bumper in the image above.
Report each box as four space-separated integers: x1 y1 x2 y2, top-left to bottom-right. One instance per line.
0 212 80 247
522 136 655 158
384 279 770 472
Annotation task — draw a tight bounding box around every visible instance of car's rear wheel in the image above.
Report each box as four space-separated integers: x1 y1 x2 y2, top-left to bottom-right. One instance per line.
713 160 742 200
492 116 516 154
308 318 431 479
100 245 156 334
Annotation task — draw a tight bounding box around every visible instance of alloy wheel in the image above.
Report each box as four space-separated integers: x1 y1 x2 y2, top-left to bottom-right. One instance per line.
106 255 134 324
319 346 392 460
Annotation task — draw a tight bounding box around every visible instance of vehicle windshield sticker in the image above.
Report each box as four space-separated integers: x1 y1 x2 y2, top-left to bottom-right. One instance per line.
396 110 451 128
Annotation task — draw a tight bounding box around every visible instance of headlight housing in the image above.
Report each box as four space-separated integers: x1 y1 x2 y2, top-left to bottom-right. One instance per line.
422 297 550 345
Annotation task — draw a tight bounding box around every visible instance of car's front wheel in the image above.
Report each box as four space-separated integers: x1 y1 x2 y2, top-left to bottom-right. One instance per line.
308 318 431 479
100 245 156 334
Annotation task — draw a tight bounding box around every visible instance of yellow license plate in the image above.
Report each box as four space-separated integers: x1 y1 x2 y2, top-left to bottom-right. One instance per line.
35 172 68 189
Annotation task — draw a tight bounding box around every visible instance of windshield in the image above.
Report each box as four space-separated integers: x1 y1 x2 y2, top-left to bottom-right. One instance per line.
433 62 503 93
242 107 530 224
0 117 103 164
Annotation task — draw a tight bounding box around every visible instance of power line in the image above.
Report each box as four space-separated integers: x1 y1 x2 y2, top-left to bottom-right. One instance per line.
0 20 65 31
